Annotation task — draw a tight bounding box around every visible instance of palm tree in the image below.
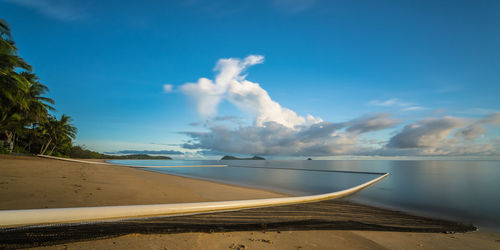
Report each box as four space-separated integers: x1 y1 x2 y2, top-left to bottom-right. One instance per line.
1 19 77 155
20 72 55 152
0 19 32 151
39 114 77 155
0 19 13 42
0 19 31 110
21 72 55 123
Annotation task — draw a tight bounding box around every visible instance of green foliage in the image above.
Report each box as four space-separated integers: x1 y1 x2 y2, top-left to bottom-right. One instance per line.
38 114 77 155
12 144 29 154
70 145 106 159
0 144 10 154
0 19 77 157
69 146 172 159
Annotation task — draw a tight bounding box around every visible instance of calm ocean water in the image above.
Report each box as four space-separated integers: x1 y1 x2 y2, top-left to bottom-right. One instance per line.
109 160 500 231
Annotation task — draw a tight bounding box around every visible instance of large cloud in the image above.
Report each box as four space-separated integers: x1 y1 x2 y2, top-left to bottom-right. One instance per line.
454 112 500 141
387 116 465 148
180 55 321 128
455 124 486 141
385 114 500 156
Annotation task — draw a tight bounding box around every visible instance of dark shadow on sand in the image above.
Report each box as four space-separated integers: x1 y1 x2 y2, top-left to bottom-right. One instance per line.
0 200 475 249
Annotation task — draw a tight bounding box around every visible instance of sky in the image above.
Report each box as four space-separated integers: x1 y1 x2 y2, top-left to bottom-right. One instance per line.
1 0 499 159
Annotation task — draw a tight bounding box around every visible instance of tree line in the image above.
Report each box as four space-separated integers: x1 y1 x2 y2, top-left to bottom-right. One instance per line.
1 19 77 156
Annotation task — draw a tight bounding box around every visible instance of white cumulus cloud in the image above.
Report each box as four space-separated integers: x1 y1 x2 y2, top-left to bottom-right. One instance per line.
180 55 321 128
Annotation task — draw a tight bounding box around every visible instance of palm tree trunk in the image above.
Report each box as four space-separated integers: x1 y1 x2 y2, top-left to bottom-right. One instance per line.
48 145 56 156
1 112 9 124
40 138 52 155
12 132 17 152
25 124 36 152
4 131 13 152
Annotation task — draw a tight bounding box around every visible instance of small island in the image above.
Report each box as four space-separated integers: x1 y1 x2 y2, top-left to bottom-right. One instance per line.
220 155 266 160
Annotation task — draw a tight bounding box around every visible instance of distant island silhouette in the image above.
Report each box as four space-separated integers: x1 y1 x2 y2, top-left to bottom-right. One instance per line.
220 156 266 160
69 146 172 159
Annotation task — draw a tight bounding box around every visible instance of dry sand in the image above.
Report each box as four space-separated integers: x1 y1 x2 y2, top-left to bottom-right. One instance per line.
0 154 285 210
1 155 499 249
35 230 500 250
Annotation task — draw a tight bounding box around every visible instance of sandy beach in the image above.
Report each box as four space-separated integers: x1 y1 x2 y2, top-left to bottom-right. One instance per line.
1 155 499 249
0 154 285 210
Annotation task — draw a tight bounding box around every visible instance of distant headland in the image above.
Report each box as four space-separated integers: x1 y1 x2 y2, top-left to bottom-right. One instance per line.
220 155 266 160
70 146 172 160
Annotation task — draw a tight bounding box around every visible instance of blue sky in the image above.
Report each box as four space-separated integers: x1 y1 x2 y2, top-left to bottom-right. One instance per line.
1 0 499 159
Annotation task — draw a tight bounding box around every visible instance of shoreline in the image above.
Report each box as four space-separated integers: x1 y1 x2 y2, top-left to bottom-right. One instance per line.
1 154 499 249
106 158 496 232
0 154 287 210
0 155 388 227
41 155 291 197
104 158 292 198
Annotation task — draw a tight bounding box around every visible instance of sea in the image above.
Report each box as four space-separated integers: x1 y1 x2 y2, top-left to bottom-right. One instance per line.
108 159 500 231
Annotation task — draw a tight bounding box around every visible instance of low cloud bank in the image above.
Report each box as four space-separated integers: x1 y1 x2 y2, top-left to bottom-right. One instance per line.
182 114 398 156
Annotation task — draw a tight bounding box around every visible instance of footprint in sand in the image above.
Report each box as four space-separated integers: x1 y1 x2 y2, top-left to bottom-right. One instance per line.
229 243 246 250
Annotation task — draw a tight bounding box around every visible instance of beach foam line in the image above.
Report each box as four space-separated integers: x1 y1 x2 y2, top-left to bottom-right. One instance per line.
36 155 228 168
0 155 388 228
37 155 111 165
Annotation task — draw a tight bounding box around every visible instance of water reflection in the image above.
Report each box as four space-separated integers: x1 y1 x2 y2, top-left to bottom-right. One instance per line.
142 165 380 196
109 159 500 231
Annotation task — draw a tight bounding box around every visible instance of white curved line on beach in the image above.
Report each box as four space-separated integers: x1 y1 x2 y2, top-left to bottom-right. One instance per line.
0 156 389 228
36 155 229 168
37 155 111 165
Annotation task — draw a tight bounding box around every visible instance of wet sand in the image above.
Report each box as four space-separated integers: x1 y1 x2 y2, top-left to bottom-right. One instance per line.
1 155 499 249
